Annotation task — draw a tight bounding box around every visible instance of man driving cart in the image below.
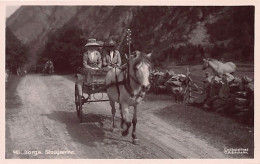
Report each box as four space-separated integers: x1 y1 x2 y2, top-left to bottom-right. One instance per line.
102 39 122 70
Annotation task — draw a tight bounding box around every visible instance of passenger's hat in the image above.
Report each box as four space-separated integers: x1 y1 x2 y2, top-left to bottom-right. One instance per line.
85 39 100 47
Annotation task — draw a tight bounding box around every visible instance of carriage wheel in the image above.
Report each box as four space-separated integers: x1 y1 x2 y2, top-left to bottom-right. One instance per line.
79 96 83 123
75 85 83 123
75 85 80 116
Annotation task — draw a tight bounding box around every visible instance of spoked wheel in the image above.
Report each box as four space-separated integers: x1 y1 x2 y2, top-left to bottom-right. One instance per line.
79 97 83 123
75 85 83 123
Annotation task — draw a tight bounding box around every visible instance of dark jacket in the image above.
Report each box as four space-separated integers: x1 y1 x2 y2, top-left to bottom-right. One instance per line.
103 50 121 67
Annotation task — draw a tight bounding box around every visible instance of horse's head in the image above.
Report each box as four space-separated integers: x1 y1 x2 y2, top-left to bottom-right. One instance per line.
202 58 209 70
129 51 152 91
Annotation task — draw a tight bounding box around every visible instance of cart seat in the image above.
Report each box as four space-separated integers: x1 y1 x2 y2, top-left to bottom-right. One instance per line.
78 68 108 86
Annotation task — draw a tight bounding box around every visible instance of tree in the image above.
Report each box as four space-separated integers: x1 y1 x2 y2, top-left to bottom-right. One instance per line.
40 26 85 72
6 27 28 73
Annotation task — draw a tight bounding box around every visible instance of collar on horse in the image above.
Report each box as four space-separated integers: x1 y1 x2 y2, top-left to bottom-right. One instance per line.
124 68 143 98
106 65 145 99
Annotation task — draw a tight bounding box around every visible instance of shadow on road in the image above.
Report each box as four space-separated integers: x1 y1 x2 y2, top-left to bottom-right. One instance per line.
6 75 23 109
5 75 24 159
42 111 132 148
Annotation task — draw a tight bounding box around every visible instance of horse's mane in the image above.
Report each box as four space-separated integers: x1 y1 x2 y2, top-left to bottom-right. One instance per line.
208 58 218 62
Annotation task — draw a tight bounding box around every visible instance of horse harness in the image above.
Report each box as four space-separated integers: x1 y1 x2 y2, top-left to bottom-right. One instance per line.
105 65 146 102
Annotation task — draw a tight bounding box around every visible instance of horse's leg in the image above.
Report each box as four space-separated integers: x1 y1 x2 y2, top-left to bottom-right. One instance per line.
132 105 140 145
121 103 131 136
110 101 116 132
119 104 124 128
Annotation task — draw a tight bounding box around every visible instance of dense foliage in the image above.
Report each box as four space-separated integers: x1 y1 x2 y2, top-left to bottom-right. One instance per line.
129 6 254 64
205 7 254 61
40 26 86 72
6 27 28 72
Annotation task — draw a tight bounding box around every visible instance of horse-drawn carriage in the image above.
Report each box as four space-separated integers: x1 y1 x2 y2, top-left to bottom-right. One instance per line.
74 50 152 144
74 29 153 144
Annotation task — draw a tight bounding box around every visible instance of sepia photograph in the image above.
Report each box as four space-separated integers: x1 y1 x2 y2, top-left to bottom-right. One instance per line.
3 1 257 161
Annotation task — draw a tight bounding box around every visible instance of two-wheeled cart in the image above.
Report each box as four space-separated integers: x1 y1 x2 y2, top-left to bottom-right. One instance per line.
74 68 110 123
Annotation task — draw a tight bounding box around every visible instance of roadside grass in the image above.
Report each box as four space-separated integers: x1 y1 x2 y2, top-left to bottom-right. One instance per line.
144 93 254 158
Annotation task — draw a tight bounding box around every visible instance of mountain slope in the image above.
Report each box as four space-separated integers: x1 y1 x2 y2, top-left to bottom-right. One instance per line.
6 6 254 70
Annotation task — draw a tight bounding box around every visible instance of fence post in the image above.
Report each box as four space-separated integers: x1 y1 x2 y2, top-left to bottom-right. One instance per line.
186 67 192 101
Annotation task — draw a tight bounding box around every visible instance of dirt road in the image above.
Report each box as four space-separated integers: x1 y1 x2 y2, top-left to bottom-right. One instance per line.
6 74 233 159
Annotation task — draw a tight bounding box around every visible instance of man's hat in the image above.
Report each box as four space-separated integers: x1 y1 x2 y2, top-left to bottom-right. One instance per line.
105 39 116 47
85 39 100 47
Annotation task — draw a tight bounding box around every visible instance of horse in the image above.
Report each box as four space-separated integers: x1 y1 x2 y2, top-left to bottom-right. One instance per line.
105 51 152 145
202 58 236 77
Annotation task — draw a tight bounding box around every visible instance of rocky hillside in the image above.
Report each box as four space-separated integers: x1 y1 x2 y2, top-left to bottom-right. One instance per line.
6 6 254 70
6 6 79 68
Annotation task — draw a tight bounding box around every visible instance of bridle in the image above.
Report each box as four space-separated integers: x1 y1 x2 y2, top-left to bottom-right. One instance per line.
124 60 151 98
130 61 144 85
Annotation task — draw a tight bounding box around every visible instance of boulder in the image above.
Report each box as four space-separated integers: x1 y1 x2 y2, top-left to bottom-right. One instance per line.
235 98 249 106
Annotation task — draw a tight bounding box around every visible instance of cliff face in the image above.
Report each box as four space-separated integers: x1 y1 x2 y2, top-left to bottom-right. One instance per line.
6 6 254 68
67 6 136 46
7 6 78 44
7 6 79 68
